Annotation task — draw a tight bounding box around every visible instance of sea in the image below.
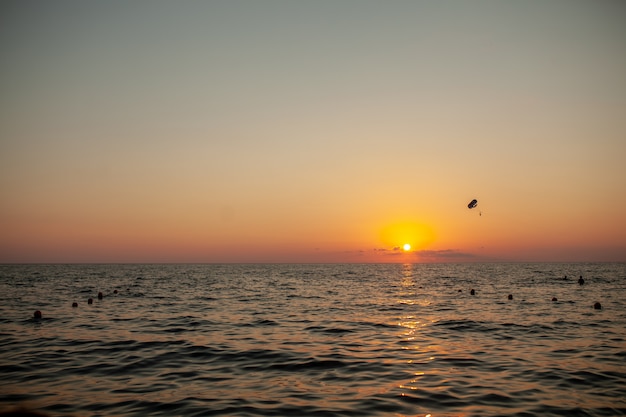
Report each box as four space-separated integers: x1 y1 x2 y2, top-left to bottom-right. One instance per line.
0 263 625 417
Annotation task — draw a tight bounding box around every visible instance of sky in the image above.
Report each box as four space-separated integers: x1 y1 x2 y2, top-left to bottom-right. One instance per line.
1 0 625 263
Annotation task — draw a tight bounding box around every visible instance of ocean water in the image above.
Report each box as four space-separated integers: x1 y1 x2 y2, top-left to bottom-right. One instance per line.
0 263 625 417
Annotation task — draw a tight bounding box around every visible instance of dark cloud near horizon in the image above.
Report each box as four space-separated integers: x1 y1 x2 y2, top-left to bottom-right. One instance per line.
416 249 476 259
371 248 477 259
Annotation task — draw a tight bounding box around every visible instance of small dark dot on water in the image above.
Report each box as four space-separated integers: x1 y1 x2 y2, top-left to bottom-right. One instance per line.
594 302 602 310
87 298 93 305
72 302 78 308
113 289 118 294
34 310 42 319
508 294 513 300
552 297 558 302
470 289 475 295
98 292 103 300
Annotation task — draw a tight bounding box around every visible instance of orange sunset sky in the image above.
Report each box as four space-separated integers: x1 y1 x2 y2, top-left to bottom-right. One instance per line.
1 1 625 263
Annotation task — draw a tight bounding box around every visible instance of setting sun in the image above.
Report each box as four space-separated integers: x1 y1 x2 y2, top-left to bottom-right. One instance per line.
380 221 435 253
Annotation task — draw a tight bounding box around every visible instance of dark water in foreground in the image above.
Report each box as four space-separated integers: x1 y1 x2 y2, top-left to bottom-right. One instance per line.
0 263 625 417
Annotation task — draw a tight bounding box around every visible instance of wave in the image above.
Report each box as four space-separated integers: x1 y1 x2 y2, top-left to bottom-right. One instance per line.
1 263 625 417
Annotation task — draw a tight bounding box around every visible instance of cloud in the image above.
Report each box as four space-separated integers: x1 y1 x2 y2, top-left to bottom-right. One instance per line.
373 246 404 252
415 249 477 259
370 247 478 260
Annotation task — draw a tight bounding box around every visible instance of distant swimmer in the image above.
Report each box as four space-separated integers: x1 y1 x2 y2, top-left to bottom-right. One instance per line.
593 302 602 310
88 298 93 305
470 289 476 295
508 294 513 300
72 302 78 308
33 310 42 319
551 297 558 302
98 292 103 300
563 275 568 280
578 276 585 285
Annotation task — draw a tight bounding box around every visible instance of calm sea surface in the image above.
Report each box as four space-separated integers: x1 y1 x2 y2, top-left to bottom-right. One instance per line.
1 263 625 417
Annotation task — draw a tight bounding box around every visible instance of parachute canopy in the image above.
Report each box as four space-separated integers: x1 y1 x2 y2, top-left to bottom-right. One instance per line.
467 199 478 209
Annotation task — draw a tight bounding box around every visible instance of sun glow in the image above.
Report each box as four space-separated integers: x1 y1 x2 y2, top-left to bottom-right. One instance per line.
380 221 435 251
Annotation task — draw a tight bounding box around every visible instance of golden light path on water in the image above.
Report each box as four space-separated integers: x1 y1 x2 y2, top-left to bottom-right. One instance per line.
1 263 625 417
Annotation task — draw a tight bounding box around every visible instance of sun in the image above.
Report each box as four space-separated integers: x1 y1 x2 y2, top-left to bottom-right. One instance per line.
380 221 435 252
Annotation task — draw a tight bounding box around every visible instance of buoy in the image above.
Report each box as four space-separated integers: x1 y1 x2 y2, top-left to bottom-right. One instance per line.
34 310 42 319
593 302 602 310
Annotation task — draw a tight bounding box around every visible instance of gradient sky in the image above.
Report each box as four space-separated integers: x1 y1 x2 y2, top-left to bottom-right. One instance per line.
1 0 625 263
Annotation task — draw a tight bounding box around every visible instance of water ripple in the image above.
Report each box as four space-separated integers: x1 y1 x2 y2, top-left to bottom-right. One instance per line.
0 263 625 416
